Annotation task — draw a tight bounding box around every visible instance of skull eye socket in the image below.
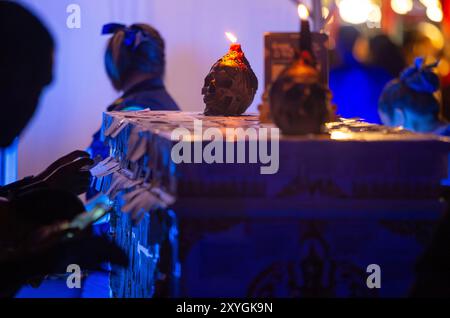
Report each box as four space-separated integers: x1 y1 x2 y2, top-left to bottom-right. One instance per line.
204 73 214 85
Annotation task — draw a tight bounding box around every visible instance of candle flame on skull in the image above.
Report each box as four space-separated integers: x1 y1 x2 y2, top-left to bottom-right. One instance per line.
298 4 310 20
225 32 238 44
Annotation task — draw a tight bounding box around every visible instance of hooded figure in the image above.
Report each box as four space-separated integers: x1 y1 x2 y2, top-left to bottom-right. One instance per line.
89 23 179 160
378 57 449 136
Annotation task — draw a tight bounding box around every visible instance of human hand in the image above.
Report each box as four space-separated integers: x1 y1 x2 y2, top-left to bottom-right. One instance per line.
38 150 91 180
36 151 94 195
0 231 128 297
2 188 85 247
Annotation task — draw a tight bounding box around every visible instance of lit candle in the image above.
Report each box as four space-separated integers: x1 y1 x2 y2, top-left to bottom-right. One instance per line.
225 31 242 54
297 4 312 52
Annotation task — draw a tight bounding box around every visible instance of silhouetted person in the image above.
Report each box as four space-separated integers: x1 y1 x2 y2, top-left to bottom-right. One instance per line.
378 58 450 297
330 26 392 124
0 0 92 197
0 2 127 297
411 209 450 297
378 57 449 135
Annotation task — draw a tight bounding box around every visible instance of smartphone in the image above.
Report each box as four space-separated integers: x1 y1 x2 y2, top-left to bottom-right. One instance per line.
67 202 113 231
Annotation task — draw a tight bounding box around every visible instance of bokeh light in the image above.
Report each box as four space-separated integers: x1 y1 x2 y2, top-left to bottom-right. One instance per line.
391 0 413 15
338 0 373 25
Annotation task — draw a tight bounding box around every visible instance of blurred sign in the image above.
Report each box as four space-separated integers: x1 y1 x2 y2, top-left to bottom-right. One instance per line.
264 32 329 91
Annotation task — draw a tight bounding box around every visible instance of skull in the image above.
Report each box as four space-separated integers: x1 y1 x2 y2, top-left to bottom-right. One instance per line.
270 57 331 135
202 52 258 116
